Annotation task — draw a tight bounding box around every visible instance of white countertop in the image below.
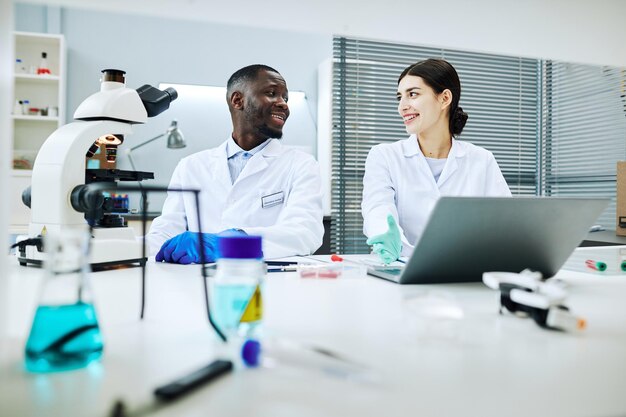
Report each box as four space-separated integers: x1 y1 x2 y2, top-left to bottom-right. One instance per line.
2 249 626 417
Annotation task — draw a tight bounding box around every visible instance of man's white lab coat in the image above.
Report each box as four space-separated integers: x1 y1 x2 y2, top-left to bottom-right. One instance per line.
147 139 324 259
362 136 511 256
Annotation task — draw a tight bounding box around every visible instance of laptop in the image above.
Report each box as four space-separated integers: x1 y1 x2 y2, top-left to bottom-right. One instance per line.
367 197 609 284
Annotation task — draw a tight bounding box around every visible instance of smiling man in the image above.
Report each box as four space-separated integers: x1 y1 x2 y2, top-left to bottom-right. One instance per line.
147 64 324 263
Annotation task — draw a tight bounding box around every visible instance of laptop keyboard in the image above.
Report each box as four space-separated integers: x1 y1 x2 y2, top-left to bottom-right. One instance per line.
374 267 403 276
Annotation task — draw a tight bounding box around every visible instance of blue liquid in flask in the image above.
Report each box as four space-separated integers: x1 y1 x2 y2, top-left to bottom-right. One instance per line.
25 302 103 373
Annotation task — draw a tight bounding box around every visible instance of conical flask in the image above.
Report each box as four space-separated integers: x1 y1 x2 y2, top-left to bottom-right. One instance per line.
24 229 104 372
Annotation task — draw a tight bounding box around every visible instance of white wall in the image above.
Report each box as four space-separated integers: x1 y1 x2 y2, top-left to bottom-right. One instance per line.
18 0 626 67
1 0 14 338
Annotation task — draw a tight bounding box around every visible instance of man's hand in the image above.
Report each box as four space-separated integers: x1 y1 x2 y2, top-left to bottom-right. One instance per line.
156 231 220 264
156 229 248 264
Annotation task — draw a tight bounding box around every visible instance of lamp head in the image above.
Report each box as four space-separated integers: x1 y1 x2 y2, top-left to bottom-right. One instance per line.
166 120 186 149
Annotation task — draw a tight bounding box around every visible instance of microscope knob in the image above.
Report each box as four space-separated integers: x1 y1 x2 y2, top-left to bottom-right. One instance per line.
70 184 105 213
22 186 32 208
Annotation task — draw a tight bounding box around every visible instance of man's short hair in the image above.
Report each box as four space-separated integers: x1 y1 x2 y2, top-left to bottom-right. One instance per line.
226 64 280 97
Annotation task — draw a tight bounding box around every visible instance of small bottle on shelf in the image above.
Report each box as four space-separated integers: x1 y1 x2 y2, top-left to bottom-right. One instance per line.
21 100 30 115
13 100 23 115
15 58 26 74
37 52 51 75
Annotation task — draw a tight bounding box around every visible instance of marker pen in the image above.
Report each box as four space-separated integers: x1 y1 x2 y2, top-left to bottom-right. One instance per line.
585 259 607 272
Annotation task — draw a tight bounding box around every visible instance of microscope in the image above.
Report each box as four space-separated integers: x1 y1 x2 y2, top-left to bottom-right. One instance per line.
17 69 177 268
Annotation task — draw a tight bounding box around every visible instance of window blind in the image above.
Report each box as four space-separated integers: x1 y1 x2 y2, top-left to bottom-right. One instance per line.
331 37 539 254
542 62 626 228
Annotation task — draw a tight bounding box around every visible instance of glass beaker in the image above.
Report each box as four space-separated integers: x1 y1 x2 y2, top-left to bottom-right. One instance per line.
24 228 104 373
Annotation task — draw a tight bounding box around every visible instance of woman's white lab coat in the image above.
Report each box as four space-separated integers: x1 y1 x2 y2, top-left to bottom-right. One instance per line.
147 139 324 259
362 136 511 256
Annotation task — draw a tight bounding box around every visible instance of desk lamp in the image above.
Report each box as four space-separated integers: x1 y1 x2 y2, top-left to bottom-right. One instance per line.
126 120 185 170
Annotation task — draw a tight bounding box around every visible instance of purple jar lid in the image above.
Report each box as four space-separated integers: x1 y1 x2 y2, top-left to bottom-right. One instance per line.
218 235 263 259
241 339 261 367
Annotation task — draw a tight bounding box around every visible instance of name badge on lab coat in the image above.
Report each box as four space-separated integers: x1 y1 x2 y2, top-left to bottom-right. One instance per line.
261 191 284 209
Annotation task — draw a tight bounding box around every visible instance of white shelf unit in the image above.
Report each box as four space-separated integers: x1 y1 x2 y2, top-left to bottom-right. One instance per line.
10 31 66 233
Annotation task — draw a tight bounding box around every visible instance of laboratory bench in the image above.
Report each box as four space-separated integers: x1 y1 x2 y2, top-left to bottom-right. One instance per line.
2 249 626 417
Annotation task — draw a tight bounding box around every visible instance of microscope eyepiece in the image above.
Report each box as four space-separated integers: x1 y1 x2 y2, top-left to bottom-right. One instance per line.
136 84 178 118
101 69 126 83
164 87 178 101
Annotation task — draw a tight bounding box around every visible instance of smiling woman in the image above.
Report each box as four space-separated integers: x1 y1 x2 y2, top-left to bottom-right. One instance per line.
396 59 468 146
327 36 626 255
361 58 512 264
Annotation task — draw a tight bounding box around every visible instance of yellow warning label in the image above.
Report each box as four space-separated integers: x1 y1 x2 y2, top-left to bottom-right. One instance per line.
239 286 262 323
41 226 47 236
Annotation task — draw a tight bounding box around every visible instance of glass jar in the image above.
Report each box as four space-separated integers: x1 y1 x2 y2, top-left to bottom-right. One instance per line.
24 228 104 372
211 235 264 337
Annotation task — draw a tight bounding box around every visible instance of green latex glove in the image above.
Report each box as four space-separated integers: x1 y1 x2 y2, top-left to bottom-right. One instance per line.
366 214 402 264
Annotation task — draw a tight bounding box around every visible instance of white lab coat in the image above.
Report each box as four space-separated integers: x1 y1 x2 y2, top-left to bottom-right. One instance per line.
147 139 324 259
362 136 511 256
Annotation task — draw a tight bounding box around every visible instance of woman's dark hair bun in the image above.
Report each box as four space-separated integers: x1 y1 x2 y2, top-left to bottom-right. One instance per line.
451 106 468 136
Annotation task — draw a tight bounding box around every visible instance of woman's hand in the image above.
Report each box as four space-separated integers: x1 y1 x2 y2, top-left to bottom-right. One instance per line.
366 214 402 264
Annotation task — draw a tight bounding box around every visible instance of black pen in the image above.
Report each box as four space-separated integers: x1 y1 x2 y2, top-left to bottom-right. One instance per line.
154 359 233 401
266 260 299 267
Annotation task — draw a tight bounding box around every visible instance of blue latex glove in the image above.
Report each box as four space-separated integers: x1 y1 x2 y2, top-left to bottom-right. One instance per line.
156 229 247 264
366 214 402 264
156 231 219 264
